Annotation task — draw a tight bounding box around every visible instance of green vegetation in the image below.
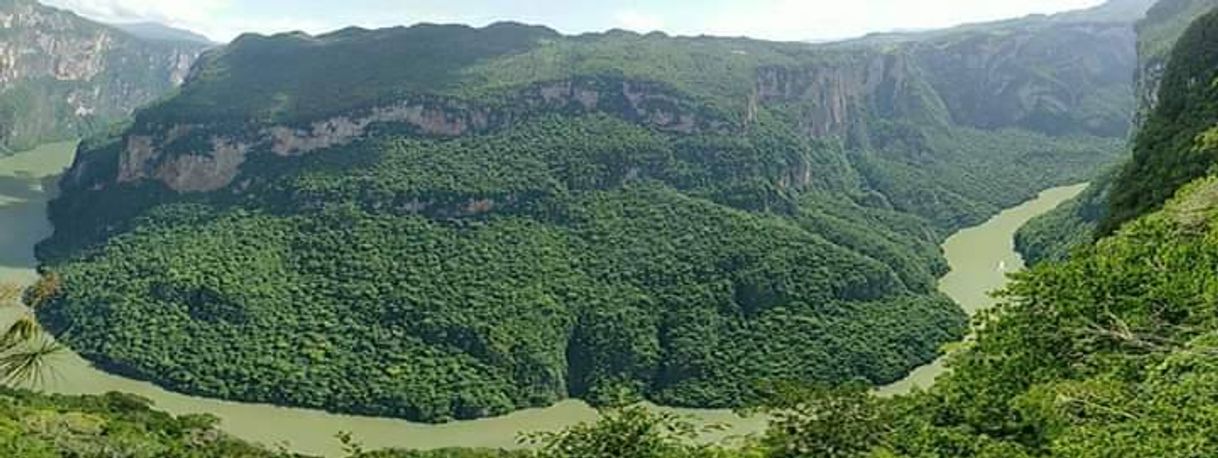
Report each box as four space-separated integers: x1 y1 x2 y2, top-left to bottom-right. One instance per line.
506 171 1218 458
1137 0 1218 68
0 388 280 457
40 115 969 422
1105 7 1218 232
0 282 280 457
459 6 1218 457
39 1 1130 424
363 11 1218 448
1015 169 1114 265
12 3 1218 455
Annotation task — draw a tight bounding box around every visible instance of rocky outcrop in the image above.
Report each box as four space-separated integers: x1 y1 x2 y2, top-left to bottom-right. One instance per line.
59 6 1143 198
0 0 207 152
752 20 1138 144
1132 0 1218 127
103 77 726 193
754 51 937 144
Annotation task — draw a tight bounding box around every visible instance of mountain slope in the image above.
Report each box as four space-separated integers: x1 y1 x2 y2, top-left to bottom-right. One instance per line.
874 11 1218 454
479 7 1218 456
0 0 205 153
1104 4 1218 232
35 6 1134 422
1017 0 1218 264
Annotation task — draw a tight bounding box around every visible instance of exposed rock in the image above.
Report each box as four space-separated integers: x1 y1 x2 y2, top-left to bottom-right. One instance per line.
104 76 723 193
754 53 910 141
155 138 250 193
0 0 207 151
117 135 156 183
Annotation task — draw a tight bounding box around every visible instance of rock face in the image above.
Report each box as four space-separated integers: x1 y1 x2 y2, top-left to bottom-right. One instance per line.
95 76 727 193
778 19 1140 143
0 0 207 152
63 11 1142 196
1133 0 1218 126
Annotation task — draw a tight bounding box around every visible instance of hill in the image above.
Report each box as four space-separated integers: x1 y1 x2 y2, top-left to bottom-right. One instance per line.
412 5 1218 455
35 5 1134 422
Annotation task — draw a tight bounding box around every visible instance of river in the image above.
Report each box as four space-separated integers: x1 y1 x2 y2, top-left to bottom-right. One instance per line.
0 141 1086 456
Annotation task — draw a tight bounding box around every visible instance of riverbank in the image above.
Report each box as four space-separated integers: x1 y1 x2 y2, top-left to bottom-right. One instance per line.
0 142 1085 456
878 183 1088 396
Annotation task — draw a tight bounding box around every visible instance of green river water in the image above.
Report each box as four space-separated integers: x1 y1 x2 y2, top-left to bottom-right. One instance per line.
0 141 1086 456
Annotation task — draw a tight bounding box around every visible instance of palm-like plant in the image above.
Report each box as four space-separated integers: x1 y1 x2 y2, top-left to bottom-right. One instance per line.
0 282 64 386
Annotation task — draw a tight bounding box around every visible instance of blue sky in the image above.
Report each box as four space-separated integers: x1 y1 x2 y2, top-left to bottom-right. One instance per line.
41 0 1108 43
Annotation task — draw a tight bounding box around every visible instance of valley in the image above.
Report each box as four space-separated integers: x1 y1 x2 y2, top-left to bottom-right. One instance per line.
0 142 1079 455
9 0 1218 456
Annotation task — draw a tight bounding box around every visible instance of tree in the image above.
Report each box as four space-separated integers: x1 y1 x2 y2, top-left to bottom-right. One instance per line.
758 383 888 458
0 282 63 386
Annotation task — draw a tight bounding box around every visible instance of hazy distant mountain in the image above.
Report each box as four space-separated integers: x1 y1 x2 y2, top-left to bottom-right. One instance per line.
112 22 215 45
852 0 1155 46
1051 0 1157 23
0 0 207 152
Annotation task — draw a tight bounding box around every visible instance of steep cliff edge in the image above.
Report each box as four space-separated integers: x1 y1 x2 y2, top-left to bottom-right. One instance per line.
1105 5 1218 231
877 9 1218 454
0 0 206 153
1017 0 1218 264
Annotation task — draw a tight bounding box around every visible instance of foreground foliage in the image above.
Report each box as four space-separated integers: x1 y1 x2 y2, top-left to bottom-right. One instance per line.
0 389 280 457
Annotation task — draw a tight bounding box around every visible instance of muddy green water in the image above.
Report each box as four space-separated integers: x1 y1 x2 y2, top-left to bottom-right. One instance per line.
0 142 1084 456
877 183 1088 396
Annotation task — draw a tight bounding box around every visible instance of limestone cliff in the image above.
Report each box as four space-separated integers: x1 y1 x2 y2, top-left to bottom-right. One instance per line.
63 9 1142 197
1134 0 1218 125
0 0 207 152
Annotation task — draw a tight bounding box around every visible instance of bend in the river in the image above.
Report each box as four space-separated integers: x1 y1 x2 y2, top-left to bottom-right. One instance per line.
0 142 1086 457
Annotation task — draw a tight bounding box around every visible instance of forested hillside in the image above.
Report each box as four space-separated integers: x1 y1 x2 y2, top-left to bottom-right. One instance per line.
1105 5 1218 232
389 5 1218 456
34 3 1133 423
0 0 206 153
0 389 278 457
1017 0 1218 264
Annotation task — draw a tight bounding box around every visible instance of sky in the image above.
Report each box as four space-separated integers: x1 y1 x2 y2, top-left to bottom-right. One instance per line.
39 0 1109 43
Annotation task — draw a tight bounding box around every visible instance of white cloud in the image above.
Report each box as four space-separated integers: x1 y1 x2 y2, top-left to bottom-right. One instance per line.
41 0 227 25
698 0 1107 41
40 0 231 39
39 0 347 42
38 0 1113 44
613 9 664 33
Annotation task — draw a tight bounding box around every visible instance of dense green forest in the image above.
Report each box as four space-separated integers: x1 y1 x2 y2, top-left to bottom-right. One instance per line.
11 0 1218 456
38 115 971 422
31 1 1137 423
367 6 1218 455
0 389 279 457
